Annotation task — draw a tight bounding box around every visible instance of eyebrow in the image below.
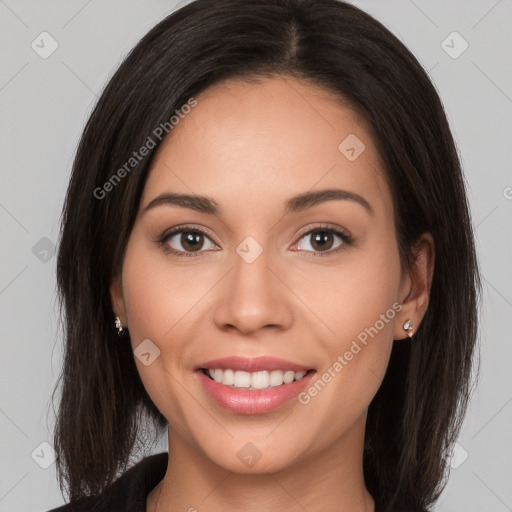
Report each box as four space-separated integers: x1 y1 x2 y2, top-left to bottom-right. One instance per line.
141 188 374 217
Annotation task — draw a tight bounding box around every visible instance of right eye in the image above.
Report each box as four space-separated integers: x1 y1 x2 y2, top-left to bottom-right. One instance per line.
158 227 219 257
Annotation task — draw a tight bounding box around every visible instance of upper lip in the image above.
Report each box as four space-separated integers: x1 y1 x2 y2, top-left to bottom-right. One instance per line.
195 356 313 372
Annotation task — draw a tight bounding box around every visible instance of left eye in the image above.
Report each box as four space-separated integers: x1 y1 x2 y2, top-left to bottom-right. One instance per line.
292 228 348 254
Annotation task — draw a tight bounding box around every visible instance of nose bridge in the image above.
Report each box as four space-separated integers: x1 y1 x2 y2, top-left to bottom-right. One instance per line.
214 235 291 334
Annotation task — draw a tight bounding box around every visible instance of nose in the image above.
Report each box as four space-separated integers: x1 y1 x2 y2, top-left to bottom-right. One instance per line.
213 245 293 336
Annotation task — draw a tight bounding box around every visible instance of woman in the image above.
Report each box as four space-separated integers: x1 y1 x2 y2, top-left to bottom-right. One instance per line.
48 0 480 511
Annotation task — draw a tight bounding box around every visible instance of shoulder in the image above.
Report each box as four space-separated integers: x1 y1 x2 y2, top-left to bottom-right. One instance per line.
45 452 168 512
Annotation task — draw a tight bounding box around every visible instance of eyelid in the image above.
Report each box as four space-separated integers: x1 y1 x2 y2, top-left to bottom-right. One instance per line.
160 224 220 245
293 222 351 242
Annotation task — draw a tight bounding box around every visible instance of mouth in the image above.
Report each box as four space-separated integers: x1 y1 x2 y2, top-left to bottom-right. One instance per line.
194 356 316 414
200 368 313 390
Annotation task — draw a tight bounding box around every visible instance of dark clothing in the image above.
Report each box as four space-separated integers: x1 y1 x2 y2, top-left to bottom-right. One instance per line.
46 452 167 512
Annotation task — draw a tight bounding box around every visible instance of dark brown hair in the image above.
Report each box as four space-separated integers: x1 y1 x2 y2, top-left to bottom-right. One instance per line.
52 1 481 510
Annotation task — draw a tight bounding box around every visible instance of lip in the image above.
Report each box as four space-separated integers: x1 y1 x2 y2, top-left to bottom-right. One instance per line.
196 370 315 414
195 356 312 373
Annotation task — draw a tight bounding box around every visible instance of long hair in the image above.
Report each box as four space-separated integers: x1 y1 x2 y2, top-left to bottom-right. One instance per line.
52 1 481 510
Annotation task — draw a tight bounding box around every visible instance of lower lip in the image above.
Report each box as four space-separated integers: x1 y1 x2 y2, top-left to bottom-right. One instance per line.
196 370 315 414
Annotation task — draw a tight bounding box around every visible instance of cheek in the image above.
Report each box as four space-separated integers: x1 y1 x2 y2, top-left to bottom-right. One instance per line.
119 233 220 420
291 242 401 418
290 239 401 347
121 234 206 340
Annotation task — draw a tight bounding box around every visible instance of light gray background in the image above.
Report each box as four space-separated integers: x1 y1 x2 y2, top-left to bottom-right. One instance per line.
1 0 511 511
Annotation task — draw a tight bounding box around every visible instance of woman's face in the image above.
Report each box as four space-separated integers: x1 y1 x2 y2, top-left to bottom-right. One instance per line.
112 76 414 473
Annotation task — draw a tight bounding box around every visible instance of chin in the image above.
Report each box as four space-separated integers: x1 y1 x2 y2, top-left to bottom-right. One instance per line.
196 431 314 475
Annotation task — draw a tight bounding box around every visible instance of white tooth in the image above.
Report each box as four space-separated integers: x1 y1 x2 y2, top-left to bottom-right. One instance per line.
283 371 295 384
233 370 251 388
222 369 235 386
207 368 307 388
251 371 270 389
269 370 284 386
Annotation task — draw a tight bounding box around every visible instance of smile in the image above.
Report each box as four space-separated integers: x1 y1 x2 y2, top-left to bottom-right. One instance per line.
202 368 308 389
195 356 316 414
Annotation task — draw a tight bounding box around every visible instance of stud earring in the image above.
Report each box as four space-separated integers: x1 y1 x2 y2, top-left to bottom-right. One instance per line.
114 316 126 336
403 319 414 338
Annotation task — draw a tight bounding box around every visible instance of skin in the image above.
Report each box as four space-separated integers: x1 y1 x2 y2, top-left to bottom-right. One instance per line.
110 76 434 512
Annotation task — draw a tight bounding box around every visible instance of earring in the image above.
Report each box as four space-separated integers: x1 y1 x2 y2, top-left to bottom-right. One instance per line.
403 319 414 338
114 316 126 336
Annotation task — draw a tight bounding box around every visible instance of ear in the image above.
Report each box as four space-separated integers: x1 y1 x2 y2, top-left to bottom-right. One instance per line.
394 232 435 340
110 272 127 326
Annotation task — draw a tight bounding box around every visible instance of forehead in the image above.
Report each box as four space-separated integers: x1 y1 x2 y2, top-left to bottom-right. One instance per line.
141 76 392 222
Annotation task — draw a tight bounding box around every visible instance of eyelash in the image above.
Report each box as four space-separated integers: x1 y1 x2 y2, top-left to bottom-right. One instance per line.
155 224 353 258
